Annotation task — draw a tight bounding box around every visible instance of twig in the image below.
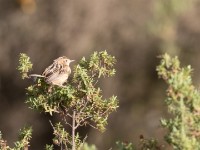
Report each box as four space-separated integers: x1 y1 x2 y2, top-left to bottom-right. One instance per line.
72 110 76 150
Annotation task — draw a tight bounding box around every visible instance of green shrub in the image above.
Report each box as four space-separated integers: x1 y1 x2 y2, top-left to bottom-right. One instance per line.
157 53 200 150
17 50 118 150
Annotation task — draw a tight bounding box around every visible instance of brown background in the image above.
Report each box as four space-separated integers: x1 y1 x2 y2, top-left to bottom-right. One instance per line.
0 0 200 149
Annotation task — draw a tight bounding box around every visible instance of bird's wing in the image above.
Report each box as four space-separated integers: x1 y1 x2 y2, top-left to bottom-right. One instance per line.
45 71 60 84
42 63 63 84
43 63 59 76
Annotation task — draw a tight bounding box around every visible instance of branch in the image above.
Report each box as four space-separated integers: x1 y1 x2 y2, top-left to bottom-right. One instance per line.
72 110 76 150
75 115 93 129
78 100 88 114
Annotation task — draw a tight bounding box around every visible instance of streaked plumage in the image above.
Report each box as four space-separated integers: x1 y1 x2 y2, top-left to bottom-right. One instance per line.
30 56 74 87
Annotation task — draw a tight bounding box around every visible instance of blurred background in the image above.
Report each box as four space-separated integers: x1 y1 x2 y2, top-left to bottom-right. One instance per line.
0 0 200 149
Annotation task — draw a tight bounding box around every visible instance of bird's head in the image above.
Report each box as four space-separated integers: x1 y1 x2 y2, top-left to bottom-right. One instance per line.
55 56 75 65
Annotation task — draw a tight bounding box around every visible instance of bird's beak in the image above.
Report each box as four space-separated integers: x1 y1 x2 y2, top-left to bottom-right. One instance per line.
70 60 75 62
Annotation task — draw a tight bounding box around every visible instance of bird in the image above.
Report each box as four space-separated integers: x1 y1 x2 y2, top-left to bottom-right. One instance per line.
30 56 75 87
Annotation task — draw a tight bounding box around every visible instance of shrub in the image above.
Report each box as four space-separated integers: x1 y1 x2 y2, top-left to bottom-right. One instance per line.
17 51 118 150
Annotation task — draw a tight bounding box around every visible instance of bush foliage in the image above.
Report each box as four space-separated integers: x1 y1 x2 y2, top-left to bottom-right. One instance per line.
157 53 200 150
17 50 118 150
1 52 200 150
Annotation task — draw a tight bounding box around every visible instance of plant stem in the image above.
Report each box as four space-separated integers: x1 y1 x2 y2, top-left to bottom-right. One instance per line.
72 110 76 150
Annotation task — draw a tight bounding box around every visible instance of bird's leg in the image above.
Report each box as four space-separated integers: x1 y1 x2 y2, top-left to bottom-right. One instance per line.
48 85 53 93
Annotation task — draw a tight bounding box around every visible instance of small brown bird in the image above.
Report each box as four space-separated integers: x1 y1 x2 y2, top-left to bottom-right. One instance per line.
30 56 75 87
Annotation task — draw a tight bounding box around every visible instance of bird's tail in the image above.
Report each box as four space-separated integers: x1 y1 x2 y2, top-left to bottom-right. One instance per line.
29 74 45 78
29 74 45 81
